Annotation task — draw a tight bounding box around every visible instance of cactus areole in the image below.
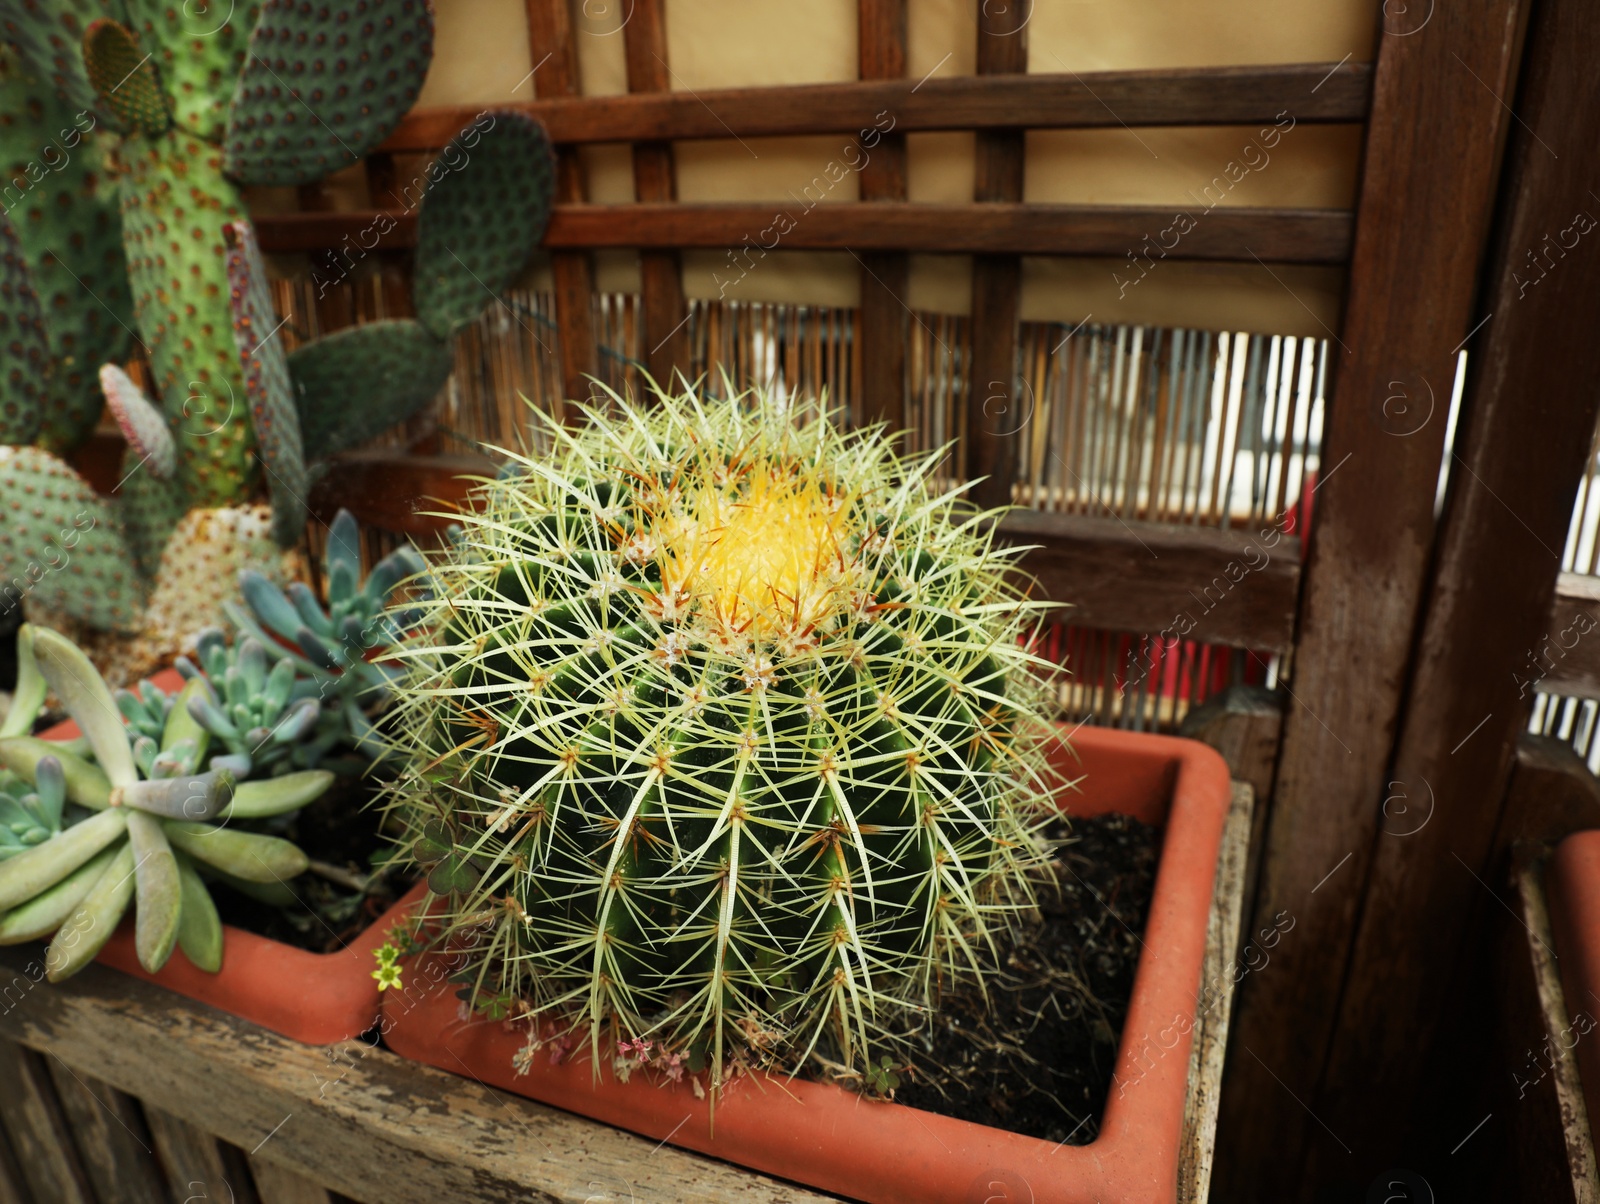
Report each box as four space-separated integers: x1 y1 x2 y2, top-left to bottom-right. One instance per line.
391 389 1062 1094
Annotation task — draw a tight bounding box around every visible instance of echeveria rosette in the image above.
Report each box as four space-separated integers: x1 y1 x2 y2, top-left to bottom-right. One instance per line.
0 758 65 860
226 508 425 751
177 628 330 777
384 388 1062 1095
0 628 329 978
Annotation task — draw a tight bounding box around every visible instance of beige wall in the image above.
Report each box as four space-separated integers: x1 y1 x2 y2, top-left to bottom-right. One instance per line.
415 0 1377 335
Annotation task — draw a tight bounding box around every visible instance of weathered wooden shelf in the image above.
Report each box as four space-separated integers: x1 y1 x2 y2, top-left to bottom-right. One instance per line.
382 63 1372 149
254 202 1353 264
0 786 1252 1204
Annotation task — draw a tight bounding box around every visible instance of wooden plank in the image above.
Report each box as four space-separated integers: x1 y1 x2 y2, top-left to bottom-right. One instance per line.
0 953 838 1204
255 201 1355 262
0 1121 26 1204
384 62 1375 149
526 0 598 410
146 1106 258 1204
624 0 690 389
998 509 1302 652
1309 0 1600 1180
1176 782 1253 1204
0 1039 96 1204
855 0 908 432
1533 573 1600 699
1179 686 1285 928
45 1059 167 1204
1498 733 1600 856
248 1157 335 1204
964 3 1027 511
1212 0 1533 1194
1490 852 1597 1202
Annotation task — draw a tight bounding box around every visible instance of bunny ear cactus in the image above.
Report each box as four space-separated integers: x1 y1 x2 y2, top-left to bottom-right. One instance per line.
385 389 1060 1093
284 110 556 470
0 2 561 667
224 220 306 547
0 0 435 671
0 626 327 976
0 211 49 445
0 3 136 451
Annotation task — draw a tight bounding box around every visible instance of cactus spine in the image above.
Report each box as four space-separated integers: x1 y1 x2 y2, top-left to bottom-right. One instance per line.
389 388 1060 1092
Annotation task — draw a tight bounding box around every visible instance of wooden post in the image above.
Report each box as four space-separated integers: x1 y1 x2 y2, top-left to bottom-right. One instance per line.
964 3 1027 508
1212 0 1532 1193
855 0 908 432
624 0 691 391
526 0 600 411
1306 0 1600 1180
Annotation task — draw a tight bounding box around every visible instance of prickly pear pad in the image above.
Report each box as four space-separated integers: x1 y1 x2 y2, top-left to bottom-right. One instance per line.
386 388 1063 1095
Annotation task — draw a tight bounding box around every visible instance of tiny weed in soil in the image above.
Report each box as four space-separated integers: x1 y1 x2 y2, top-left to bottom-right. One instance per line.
894 812 1161 1146
210 775 415 953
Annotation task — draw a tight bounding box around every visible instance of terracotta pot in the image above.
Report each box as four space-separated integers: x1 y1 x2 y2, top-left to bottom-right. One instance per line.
379 724 1233 1204
1542 831 1600 1145
40 668 421 1045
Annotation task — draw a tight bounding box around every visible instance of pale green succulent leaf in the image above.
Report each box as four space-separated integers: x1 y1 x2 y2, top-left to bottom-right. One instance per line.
162 822 308 884
173 850 223 973
0 625 46 739
118 771 234 822
126 811 181 972
31 628 137 787
45 843 136 982
161 676 212 769
221 770 333 820
0 845 120 946
0 738 113 810
0 808 128 911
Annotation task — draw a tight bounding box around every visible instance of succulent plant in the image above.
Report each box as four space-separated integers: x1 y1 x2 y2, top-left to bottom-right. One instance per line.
178 629 325 777
105 511 422 774
228 509 425 709
116 676 176 743
385 389 1060 1094
0 1 554 652
0 626 329 978
0 760 65 861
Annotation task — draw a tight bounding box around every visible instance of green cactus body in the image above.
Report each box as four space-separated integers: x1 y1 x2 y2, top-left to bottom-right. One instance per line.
0 25 135 451
116 445 187 577
0 211 48 444
225 219 306 546
0 446 144 629
123 0 261 143
223 0 433 187
82 18 173 136
390 392 1058 1090
0 3 563 641
119 127 255 506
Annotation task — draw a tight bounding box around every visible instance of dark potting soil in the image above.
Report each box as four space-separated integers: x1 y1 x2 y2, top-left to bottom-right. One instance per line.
894 812 1161 1146
210 772 415 954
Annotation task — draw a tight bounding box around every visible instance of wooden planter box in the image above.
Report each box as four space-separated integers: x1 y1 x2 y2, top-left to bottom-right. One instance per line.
0 783 1251 1204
